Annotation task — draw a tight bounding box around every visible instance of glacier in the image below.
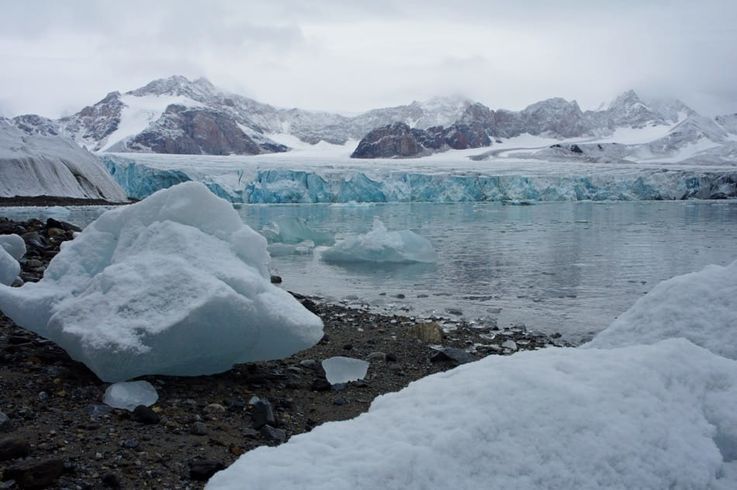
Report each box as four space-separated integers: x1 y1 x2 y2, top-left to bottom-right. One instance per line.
102 153 737 204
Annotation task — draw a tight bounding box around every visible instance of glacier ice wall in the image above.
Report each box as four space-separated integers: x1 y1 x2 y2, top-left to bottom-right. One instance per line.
102 155 737 203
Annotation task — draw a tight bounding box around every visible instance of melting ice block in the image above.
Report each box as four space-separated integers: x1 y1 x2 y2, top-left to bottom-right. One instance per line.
0 234 26 261
103 381 159 411
0 247 20 286
0 182 324 382
261 217 334 246
321 356 369 385
321 219 437 264
586 259 737 360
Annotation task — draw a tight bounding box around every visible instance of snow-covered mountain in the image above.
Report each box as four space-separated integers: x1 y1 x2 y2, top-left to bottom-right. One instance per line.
0 119 126 201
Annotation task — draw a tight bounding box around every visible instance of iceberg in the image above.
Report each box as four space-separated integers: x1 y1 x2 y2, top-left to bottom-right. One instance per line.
586 259 737 360
103 381 159 411
0 182 324 382
0 246 20 286
261 217 334 246
321 219 437 264
321 356 369 385
207 339 737 490
0 234 27 261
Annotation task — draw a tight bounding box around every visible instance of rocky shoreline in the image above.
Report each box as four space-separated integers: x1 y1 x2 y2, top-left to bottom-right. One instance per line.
0 218 569 489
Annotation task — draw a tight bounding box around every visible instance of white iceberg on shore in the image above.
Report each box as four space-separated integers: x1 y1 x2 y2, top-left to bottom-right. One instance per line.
586 259 737 359
103 381 159 411
321 219 437 264
0 182 324 382
0 246 20 286
0 234 26 261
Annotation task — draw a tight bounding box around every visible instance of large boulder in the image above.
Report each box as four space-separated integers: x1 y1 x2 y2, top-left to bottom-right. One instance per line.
0 182 323 381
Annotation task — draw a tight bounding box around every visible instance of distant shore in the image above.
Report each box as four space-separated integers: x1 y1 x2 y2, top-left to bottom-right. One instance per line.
0 196 130 207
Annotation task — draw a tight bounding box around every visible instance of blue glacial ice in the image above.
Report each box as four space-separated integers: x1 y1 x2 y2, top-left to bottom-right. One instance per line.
101 154 737 203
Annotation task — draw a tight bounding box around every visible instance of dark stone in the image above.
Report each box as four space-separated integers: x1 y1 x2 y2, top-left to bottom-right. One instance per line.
0 437 30 461
270 275 282 284
132 405 160 425
259 425 287 443
4 458 64 489
430 347 475 365
342 343 353 351
190 421 208 436
188 459 225 481
300 298 319 314
385 353 398 363
311 378 332 392
251 399 275 429
101 472 121 489
0 411 9 432
227 398 246 412
121 438 139 449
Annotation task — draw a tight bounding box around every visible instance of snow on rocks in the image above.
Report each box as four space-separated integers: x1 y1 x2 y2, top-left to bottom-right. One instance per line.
0 182 324 382
321 219 437 264
207 339 737 490
586 259 737 359
321 357 369 385
103 381 159 411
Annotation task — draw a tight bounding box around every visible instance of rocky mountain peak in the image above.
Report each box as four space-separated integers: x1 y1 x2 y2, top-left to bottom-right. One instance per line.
128 75 218 101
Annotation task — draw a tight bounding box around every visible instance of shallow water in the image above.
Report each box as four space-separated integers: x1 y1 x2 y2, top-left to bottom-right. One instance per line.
2 201 736 342
240 200 737 342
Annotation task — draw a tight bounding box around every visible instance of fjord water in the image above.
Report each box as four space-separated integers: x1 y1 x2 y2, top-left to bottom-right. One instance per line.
240 200 737 342
4 200 735 343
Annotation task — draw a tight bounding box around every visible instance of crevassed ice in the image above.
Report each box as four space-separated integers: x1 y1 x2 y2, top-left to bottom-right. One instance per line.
0 182 324 382
321 219 437 264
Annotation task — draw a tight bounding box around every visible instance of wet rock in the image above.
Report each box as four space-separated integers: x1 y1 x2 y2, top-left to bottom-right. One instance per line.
270 275 282 284
409 322 444 343
190 422 208 436
251 399 275 429
259 425 286 443
188 459 225 481
132 405 160 425
0 437 30 461
4 458 64 489
0 411 9 432
429 347 475 365
385 353 398 363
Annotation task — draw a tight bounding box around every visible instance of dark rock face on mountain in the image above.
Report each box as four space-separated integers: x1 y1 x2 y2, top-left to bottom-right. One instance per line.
60 91 124 150
11 114 60 136
124 105 287 155
351 123 429 158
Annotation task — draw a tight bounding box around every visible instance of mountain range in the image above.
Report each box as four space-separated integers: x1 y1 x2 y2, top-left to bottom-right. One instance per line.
4 75 737 160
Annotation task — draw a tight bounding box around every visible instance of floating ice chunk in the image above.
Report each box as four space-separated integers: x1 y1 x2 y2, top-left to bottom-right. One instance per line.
0 247 20 286
0 182 324 382
0 234 26 260
103 381 158 411
321 356 369 385
321 219 437 264
268 240 316 257
262 217 334 246
207 339 737 490
586 259 737 359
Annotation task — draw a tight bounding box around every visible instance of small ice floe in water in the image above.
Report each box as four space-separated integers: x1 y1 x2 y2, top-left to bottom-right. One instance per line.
103 381 158 411
261 217 334 246
321 356 370 385
0 182 324 382
321 218 437 264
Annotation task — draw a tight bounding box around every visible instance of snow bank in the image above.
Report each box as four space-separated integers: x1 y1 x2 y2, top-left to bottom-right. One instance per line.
0 122 127 201
586 259 737 359
0 182 323 382
321 219 436 264
208 339 737 490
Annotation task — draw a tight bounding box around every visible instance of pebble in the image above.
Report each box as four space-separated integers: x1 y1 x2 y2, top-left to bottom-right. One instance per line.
4 458 65 489
299 359 318 369
121 438 139 449
501 340 518 351
189 459 225 481
251 399 276 429
205 403 226 414
190 421 208 436
132 405 160 425
0 437 30 461
429 347 475 365
367 352 386 362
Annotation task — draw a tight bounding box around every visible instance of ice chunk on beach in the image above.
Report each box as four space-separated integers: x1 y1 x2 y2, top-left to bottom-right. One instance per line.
586 259 737 359
103 381 159 411
321 219 437 264
0 182 324 382
0 247 20 286
207 339 737 490
0 234 26 261
321 356 369 385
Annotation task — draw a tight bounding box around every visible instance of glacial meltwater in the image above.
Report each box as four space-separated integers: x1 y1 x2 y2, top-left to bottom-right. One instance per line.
4 200 737 343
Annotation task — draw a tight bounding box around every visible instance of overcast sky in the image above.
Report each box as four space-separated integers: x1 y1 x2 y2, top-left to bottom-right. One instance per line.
1 0 736 117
